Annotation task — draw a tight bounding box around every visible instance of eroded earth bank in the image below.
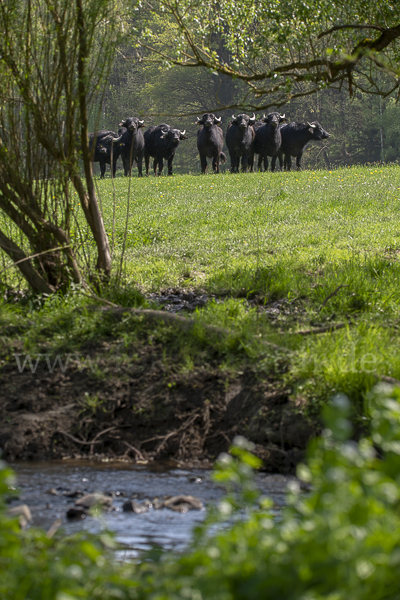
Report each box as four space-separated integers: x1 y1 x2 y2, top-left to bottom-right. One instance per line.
0 298 316 472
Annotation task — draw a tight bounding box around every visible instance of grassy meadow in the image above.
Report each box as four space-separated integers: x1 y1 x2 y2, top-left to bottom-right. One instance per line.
2 163 400 418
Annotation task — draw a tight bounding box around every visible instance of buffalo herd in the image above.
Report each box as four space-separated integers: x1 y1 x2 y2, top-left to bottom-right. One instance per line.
89 112 330 177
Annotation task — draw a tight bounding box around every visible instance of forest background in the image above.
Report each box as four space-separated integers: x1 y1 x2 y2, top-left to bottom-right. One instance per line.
97 4 400 174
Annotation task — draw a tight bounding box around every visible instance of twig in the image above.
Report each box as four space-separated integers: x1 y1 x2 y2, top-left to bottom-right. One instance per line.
57 426 117 452
89 426 118 455
205 430 233 445
56 430 104 446
79 289 119 307
121 441 146 461
46 519 62 539
142 412 201 457
0 245 71 276
294 323 346 336
319 284 349 311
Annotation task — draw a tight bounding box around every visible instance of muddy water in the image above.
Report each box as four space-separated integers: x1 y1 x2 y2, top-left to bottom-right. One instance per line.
10 462 294 556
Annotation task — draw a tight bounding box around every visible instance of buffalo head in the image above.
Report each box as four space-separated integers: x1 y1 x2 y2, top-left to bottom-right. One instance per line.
262 112 286 128
119 117 145 133
160 128 188 145
307 121 330 140
231 113 256 129
196 113 222 128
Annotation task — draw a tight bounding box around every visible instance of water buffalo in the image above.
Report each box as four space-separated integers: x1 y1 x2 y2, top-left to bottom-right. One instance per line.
116 117 145 177
196 113 227 174
144 124 188 176
226 113 256 173
253 112 287 172
88 131 123 178
279 121 330 170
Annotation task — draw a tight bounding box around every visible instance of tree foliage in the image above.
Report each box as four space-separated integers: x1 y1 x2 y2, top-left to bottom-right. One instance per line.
131 0 400 110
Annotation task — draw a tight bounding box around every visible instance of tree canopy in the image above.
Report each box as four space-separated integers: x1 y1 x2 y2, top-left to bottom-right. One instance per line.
131 0 400 110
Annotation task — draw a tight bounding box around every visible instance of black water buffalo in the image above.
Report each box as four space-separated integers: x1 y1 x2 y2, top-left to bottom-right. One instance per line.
279 121 330 170
144 124 188 176
253 112 286 172
196 113 227 174
88 131 123 178
226 113 256 173
116 117 145 177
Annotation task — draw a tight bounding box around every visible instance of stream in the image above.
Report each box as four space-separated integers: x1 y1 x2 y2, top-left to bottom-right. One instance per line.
9 461 294 557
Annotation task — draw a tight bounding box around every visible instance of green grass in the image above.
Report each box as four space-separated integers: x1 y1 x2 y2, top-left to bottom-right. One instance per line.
89 165 400 294
2 164 400 414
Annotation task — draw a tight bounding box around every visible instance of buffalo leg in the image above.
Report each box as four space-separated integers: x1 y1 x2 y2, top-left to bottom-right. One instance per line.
122 156 130 177
230 154 238 173
258 154 263 172
271 154 279 172
248 153 254 173
145 151 150 176
153 158 158 176
296 153 303 170
284 153 292 171
136 151 144 177
263 156 269 171
200 154 208 174
167 156 174 176
157 157 164 176
99 159 106 178
212 155 219 173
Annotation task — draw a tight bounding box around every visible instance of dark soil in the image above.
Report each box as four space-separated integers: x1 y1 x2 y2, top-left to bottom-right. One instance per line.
0 344 315 473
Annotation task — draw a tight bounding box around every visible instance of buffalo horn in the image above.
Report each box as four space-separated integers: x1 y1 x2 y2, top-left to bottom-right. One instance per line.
103 133 123 143
214 116 222 123
138 119 144 125
232 114 236 120
280 114 285 119
180 129 186 136
307 122 316 128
